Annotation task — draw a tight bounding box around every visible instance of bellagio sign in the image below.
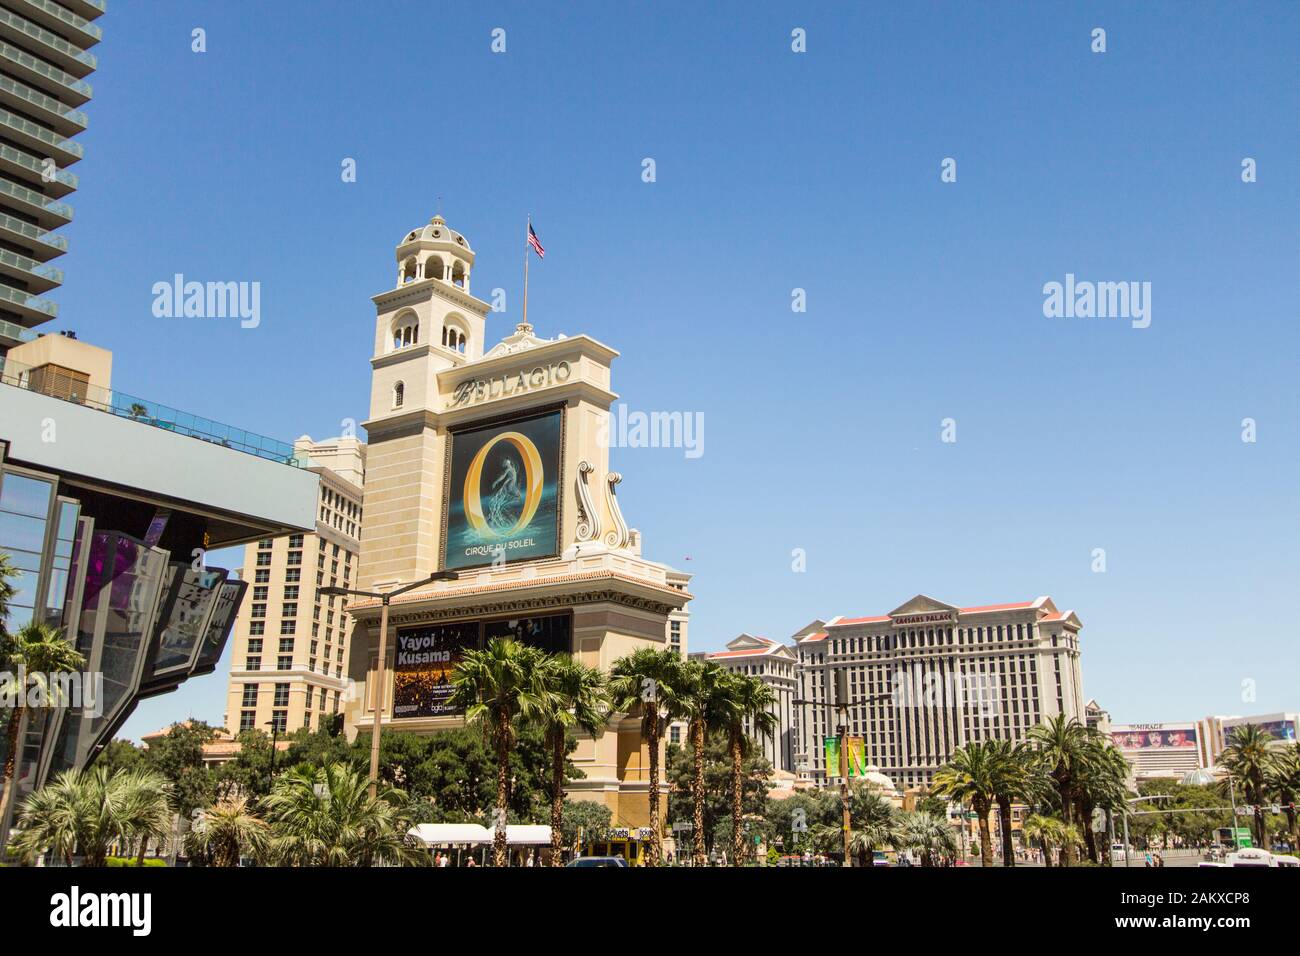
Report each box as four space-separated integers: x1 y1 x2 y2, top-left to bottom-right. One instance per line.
449 361 573 408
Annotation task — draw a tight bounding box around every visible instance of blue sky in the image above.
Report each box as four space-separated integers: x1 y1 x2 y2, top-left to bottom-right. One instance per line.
78 2 1299 739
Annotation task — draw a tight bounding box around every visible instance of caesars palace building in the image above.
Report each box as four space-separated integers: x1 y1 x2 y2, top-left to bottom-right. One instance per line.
338 216 690 828
795 595 1086 791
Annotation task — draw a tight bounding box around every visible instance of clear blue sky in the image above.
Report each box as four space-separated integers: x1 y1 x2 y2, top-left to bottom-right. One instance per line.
81 2 1298 740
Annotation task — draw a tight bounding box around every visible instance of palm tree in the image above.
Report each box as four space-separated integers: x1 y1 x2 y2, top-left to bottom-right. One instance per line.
1266 743 1300 850
608 647 686 866
1073 741 1129 864
678 659 737 866
116 768 174 865
985 739 1043 867
932 741 999 867
0 551 16 628
0 622 86 837
895 810 956 866
847 788 897 866
185 796 268 867
1027 714 1102 866
11 765 122 866
448 638 553 866
1220 723 1275 848
535 654 607 866
722 672 777 865
262 763 423 867
1022 813 1064 867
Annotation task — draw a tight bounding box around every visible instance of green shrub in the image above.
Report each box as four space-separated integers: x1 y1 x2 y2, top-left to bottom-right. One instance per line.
106 856 167 868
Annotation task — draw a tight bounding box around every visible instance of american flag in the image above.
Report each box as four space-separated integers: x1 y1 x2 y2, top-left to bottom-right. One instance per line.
527 223 545 259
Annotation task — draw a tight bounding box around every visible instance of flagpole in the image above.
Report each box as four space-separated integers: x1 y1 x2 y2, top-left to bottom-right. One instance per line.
521 214 531 333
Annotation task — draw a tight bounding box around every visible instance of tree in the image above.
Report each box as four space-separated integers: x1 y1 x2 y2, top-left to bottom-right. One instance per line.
894 810 956 866
11 765 124 866
1220 723 1276 848
141 720 219 819
184 796 268 867
0 621 86 834
560 798 612 851
985 739 1041 867
1073 740 1129 864
261 762 423 867
722 672 777 865
535 654 606 865
1267 743 1300 850
1022 813 1066 867
847 789 897 866
448 638 552 866
115 768 175 864
98 739 146 776
666 731 772 857
677 659 737 865
608 647 686 866
932 741 999 867
1027 714 1103 866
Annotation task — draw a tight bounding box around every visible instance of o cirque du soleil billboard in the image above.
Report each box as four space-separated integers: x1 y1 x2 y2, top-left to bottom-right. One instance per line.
442 409 562 571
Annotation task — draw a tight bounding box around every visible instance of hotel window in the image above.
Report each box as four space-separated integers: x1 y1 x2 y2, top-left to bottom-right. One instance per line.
284 586 299 600
251 603 265 619
256 553 271 567
279 638 295 654
248 639 263 654
280 620 296 635
393 381 405 408
240 711 256 732
282 602 298 618
278 655 292 670
242 684 258 707
286 568 301 583
253 586 268 601
287 550 302 566
249 621 265 636
670 725 681 744
246 656 261 670
255 569 270 583
288 534 304 548
259 539 273 549
271 711 287 734
305 687 314 709
274 683 290 706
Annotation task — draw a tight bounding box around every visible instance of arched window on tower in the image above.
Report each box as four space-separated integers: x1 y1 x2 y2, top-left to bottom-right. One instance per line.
424 256 443 281
451 262 466 288
443 326 466 353
393 381 405 408
392 314 419 351
401 258 418 284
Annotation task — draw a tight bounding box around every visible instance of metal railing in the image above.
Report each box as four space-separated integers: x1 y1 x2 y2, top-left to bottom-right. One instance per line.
0 355 305 467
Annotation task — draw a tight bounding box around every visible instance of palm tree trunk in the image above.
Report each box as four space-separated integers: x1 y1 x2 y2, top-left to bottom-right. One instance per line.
997 797 1015 866
691 718 706 866
1057 778 1076 866
730 732 744 866
1080 796 1099 864
493 708 510 868
136 834 148 866
549 728 565 867
646 713 661 867
1038 835 1053 867
976 803 993 868
0 704 24 835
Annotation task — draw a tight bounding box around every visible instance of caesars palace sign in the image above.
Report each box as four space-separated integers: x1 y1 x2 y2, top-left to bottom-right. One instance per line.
450 360 572 408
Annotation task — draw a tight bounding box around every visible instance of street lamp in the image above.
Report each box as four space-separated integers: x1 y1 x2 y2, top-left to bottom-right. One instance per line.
265 719 280 792
319 570 459 798
796 680 893 867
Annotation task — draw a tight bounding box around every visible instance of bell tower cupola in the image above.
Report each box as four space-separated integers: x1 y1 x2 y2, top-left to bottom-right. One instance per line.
368 214 492 426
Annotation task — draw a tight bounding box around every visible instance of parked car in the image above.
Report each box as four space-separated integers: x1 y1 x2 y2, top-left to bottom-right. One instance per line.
566 856 628 868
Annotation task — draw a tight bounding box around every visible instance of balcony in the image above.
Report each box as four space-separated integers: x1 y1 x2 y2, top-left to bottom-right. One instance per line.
0 38 91 105
12 0 103 50
0 72 87 136
0 7 96 77
0 105 83 167
0 140 77 197
0 208 66 258
0 173 73 227
0 356 308 467
0 280 56 320
0 315 38 346
0 245 60 291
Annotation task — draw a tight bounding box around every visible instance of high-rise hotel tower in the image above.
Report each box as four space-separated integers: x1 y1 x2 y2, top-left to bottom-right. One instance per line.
0 0 101 354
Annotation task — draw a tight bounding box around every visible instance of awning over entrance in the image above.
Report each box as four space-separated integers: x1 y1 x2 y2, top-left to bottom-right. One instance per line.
407 823 553 846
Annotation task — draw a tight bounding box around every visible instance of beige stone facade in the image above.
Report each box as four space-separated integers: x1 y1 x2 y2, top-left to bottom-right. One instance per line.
342 216 691 829
223 436 366 736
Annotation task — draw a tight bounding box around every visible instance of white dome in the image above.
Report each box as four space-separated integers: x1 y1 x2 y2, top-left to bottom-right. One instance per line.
398 215 473 254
